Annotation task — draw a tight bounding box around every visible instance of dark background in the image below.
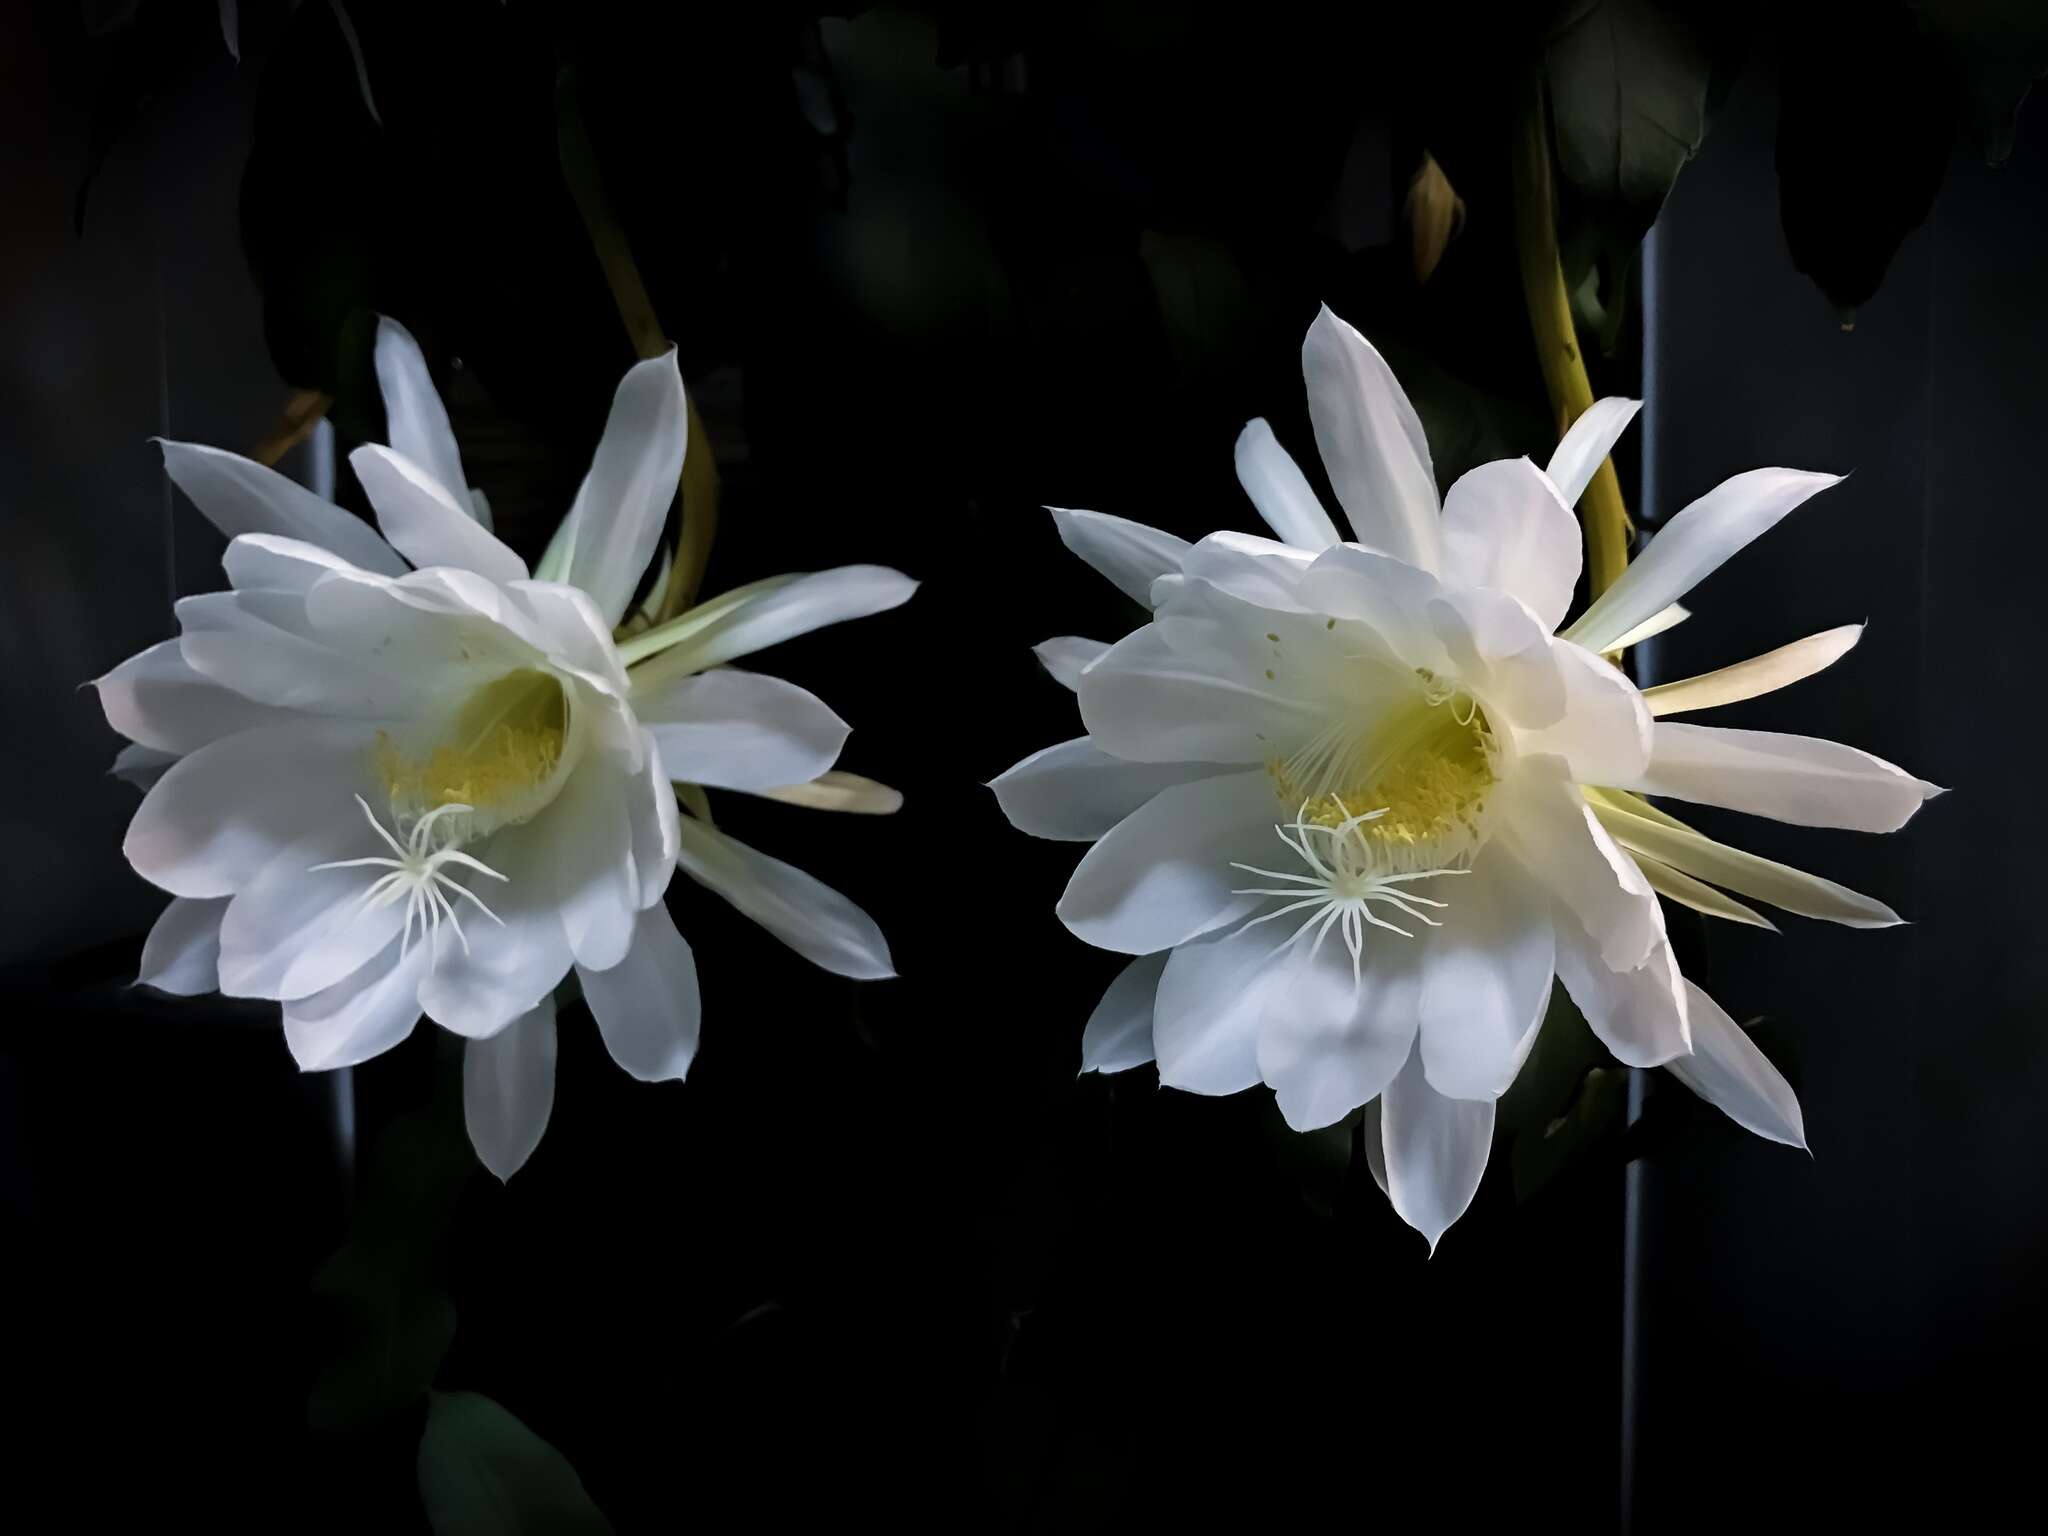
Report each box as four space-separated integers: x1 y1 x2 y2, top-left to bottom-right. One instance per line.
3 3 2043 1530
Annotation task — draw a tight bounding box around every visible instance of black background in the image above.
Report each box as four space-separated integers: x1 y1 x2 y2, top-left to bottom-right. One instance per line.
4 3 2044 1530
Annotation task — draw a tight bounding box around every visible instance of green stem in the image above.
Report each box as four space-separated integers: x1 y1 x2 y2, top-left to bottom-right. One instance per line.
1511 79 1631 600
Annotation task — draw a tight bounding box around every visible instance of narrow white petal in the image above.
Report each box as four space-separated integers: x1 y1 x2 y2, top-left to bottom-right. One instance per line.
638 667 848 793
580 901 702 1083
1566 468 1844 654
632 566 917 682
1437 456 1582 632
373 316 473 517
112 742 178 791
1608 603 1691 652
1623 721 1941 832
1301 305 1440 569
1077 622 1323 767
137 896 229 995
1633 854 1777 930
1380 1045 1494 1253
1080 953 1166 1075
1049 506 1191 607
1509 641 1653 784
1664 981 1808 1149
157 438 406 576
1057 769 1273 955
462 998 557 1181
674 816 894 980
1544 397 1642 506
990 737 1230 842
1234 418 1341 551
749 772 903 815
560 350 689 626
1642 625 1863 717
350 444 526 584
1589 793 1902 927
1033 635 1110 691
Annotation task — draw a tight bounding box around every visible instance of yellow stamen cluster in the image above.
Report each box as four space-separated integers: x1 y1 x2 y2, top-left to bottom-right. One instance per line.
375 669 568 818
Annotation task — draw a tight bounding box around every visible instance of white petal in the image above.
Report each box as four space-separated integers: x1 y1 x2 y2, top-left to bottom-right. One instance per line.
1665 982 1807 1149
559 350 689 625
1152 924 1293 1096
1497 760 1663 971
1176 530 1319 611
1553 921 1691 1068
157 438 406 577
1077 622 1323 766
113 743 178 791
1608 602 1690 652
631 566 918 682
94 639 282 754
1049 507 1190 607
626 732 680 906
750 772 903 815
1379 1045 1494 1253
536 750 638 973
137 896 228 995
223 532 364 594
580 901 702 1083
1300 305 1440 568
217 827 408 1002
1234 418 1341 551
1033 635 1110 691
415 812 575 1038
1509 641 1652 784
373 316 474 517
1438 457 1582 632
1429 584 1567 730
1295 543 1460 679
1080 953 1165 1074
350 444 527 584
506 580 630 694
176 588 456 721
463 998 557 1181
1588 792 1902 927
636 667 848 792
282 936 427 1072
1641 625 1862 717
124 718 374 898
990 737 1230 842
1056 769 1274 955
1544 397 1641 506
1361 1097 1388 1197
1623 721 1940 832
1416 846 1555 1100
674 816 893 980
1565 468 1843 653
1258 940 1423 1132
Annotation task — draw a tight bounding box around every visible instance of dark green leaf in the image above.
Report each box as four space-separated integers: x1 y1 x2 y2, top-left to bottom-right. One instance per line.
1512 1065 1629 1203
1913 0 2048 164
418 1391 613 1536
1777 7 1959 317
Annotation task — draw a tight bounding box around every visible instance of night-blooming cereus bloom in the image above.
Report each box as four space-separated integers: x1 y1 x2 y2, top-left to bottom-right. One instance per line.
98 319 914 1178
994 305 1939 1249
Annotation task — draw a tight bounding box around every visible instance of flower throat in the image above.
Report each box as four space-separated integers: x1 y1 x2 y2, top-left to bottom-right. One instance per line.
1267 671 1497 872
375 668 569 831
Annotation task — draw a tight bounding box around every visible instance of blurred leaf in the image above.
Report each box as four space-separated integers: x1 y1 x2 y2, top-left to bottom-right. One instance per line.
1260 1098 1357 1220
1138 229 1254 380
1543 0 1717 347
1498 985 1603 1143
1777 5 1959 319
1913 0 2048 163
308 1087 476 1433
417 1391 613 1535
1404 152 1465 283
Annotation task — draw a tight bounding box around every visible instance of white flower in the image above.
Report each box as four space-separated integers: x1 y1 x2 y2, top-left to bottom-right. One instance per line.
995 305 1939 1249
101 318 915 1178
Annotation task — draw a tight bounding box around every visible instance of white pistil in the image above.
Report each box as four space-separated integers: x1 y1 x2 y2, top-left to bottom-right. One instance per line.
1229 799 1468 989
311 796 508 959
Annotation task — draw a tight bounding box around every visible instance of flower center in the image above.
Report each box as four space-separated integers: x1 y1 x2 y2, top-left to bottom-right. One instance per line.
1267 669 1498 874
374 668 571 836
